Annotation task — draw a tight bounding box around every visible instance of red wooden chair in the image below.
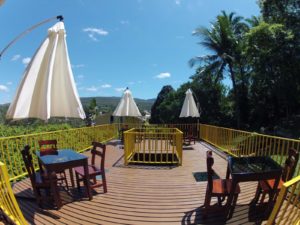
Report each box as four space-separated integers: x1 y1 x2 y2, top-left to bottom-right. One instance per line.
183 127 196 145
38 140 69 190
253 148 299 204
21 145 61 208
74 141 107 193
204 151 240 217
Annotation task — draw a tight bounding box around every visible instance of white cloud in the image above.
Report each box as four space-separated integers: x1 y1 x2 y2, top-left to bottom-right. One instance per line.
120 20 129 25
115 87 126 92
101 84 112 88
86 86 98 92
155 72 171 79
22 57 31 66
77 74 84 79
6 82 12 85
72 64 85 68
0 85 9 92
83 27 109 41
11 54 21 61
175 0 181 5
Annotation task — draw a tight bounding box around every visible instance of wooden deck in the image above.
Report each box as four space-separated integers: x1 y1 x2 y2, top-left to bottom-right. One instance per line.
13 141 273 225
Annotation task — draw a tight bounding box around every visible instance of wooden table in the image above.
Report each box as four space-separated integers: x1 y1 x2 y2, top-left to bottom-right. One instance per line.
37 149 92 208
226 156 282 219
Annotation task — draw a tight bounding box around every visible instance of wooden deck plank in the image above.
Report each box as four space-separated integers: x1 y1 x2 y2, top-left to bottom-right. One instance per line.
11 140 293 224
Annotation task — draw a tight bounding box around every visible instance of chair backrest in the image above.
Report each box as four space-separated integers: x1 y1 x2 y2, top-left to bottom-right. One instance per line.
206 150 214 192
91 142 106 171
38 139 58 156
282 148 299 181
21 145 36 185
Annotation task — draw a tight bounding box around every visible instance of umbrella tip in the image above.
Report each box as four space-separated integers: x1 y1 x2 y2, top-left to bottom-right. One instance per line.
57 15 64 21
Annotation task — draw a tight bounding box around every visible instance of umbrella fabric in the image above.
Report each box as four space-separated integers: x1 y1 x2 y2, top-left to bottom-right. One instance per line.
179 88 200 118
112 88 142 117
6 22 86 120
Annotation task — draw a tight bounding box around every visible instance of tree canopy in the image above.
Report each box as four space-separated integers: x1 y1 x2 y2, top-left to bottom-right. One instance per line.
150 0 300 138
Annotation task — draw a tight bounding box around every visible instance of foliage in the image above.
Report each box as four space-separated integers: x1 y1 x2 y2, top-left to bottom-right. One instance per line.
150 85 175 123
151 2 300 138
246 22 296 129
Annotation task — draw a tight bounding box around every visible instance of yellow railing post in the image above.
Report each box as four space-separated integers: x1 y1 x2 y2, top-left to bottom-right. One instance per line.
267 176 300 225
0 124 117 182
0 162 27 225
124 127 182 165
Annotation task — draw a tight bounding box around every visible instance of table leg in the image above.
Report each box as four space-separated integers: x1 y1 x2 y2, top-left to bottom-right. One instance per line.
83 159 92 200
69 168 75 187
226 162 230 179
49 171 62 209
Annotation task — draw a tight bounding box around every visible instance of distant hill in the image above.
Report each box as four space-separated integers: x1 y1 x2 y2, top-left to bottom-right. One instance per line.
80 96 155 113
0 97 155 125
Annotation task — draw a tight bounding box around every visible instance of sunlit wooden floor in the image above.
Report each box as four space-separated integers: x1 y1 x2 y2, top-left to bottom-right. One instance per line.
13 140 279 225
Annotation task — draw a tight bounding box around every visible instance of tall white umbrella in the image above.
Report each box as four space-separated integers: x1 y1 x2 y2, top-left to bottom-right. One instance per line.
113 88 141 117
6 22 86 120
179 88 200 118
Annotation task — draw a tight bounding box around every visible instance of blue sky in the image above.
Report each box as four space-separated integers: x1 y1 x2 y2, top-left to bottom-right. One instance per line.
0 0 259 103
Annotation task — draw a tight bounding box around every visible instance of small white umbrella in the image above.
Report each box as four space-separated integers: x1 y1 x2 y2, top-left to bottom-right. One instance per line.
113 88 142 117
179 88 200 118
6 22 86 120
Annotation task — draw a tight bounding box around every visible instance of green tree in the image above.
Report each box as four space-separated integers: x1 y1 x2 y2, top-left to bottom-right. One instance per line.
150 86 174 123
190 11 249 128
246 22 296 128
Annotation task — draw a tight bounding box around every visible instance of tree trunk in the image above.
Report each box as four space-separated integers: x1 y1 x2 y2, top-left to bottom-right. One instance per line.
228 63 240 128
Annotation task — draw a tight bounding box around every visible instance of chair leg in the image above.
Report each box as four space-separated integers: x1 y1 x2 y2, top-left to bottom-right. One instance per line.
75 172 81 191
252 183 261 204
102 172 107 193
203 190 211 218
260 192 266 204
34 187 42 206
217 197 222 206
62 171 69 191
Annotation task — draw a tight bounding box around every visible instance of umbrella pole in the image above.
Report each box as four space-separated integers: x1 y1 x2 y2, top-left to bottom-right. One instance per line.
0 15 63 59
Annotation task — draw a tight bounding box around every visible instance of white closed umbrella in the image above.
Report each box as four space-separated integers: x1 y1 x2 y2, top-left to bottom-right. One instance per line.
179 88 200 118
113 88 141 117
6 22 86 120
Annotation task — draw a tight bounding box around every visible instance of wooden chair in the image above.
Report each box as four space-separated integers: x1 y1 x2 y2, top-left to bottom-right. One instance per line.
253 148 299 204
74 141 107 193
183 127 196 145
38 140 69 190
204 151 240 217
21 145 61 208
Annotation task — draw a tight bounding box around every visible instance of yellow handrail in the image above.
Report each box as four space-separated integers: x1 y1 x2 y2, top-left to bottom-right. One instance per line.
198 123 300 224
0 162 27 225
199 124 300 177
124 127 183 165
267 175 300 225
0 124 118 182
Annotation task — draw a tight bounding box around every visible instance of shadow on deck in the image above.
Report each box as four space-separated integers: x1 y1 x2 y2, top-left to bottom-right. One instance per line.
13 140 271 225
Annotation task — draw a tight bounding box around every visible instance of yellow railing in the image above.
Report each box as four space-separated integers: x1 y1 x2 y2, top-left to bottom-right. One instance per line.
124 127 183 165
121 123 199 138
0 124 118 182
200 124 300 177
0 162 27 225
199 124 300 224
267 175 300 225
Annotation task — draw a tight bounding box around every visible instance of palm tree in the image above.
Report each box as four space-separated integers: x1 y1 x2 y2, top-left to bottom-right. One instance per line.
190 11 248 127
